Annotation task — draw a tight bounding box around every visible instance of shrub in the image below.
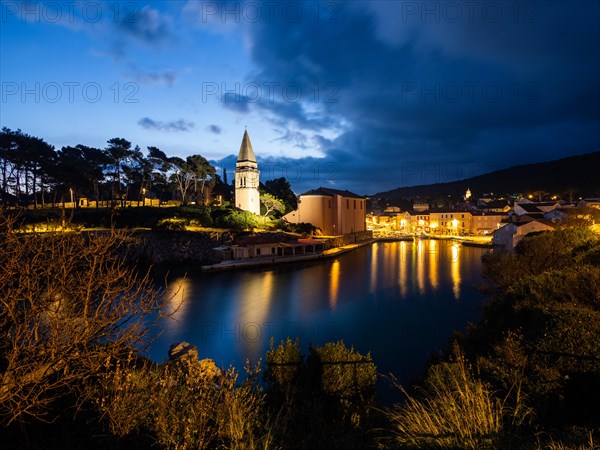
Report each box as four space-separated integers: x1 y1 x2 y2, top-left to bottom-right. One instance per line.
0 213 168 425
153 218 187 231
95 355 267 450
265 338 303 402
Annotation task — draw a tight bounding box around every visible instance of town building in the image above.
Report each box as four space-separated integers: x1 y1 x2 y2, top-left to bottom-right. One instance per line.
493 219 555 252
283 187 366 236
470 212 507 235
578 198 600 209
513 200 560 216
234 130 260 215
429 210 470 235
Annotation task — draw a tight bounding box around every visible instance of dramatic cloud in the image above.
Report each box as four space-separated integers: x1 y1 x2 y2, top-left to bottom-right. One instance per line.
115 5 173 44
207 124 222 134
128 66 176 86
222 0 600 193
138 118 195 132
222 94 252 113
3 0 598 195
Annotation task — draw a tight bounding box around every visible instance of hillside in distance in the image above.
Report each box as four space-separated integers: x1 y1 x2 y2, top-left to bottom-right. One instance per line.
374 151 600 200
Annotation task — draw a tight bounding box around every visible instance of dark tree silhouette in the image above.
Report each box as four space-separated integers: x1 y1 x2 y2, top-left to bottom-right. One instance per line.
264 177 297 212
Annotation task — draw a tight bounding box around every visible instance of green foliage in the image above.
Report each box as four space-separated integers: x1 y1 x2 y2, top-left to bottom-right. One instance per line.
309 341 377 400
262 339 378 448
275 220 319 236
153 218 187 231
263 177 297 212
260 193 285 217
466 225 600 425
222 209 259 231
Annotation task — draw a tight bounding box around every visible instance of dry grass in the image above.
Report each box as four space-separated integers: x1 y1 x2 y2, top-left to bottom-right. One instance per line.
386 353 509 449
540 429 596 450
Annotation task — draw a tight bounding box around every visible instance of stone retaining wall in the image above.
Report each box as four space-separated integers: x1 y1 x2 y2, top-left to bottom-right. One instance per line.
126 231 227 265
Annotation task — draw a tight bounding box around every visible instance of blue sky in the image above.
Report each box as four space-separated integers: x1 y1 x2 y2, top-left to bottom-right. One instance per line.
1 0 599 194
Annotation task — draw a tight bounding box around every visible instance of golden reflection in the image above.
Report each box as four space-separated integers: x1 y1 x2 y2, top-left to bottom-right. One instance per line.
429 239 438 291
384 242 395 289
398 240 408 298
329 260 341 310
416 239 425 294
238 272 274 326
450 243 461 300
236 271 274 356
370 242 378 292
163 277 192 331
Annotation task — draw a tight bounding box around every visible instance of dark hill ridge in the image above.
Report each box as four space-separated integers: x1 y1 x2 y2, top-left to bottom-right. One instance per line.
374 151 600 199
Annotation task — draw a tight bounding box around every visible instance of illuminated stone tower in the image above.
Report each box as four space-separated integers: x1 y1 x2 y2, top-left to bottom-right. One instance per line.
234 129 260 215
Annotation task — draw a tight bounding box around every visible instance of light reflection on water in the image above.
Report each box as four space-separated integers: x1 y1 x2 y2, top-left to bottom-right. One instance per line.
150 240 487 391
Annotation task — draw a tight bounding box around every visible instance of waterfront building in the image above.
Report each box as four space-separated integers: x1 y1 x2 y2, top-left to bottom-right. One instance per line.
284 187 366 236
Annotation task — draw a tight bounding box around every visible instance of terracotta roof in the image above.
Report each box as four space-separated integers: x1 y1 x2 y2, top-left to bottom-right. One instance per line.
235 233 324 247
516 218 556 228
300 187 364 198
471 211 507 216
518 204 543 213
236 232 295 245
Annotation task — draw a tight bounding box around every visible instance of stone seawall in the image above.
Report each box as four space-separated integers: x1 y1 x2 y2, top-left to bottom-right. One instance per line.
125 230 373 266
126 231 227 265
326 230 373 248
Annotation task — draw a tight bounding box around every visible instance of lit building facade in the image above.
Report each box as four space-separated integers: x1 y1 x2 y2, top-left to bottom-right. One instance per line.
283 187 366 236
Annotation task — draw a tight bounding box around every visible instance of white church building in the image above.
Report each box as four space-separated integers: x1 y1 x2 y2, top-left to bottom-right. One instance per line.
234 130 260 215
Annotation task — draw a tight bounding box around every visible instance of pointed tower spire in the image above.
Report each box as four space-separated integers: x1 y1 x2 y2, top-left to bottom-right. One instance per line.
237 129 257 163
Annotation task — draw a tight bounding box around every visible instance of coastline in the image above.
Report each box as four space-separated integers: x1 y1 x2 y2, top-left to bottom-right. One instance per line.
201 239 377 272
201 234 492 272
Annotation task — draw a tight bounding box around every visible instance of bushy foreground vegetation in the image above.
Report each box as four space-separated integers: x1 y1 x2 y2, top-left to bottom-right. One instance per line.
1 209 599 448
9 204 317 235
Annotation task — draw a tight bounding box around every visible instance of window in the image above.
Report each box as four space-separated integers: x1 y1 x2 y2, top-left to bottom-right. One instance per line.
328 200 331 208
462 214 465 218
360 202 363 210
256 248 261 255
347 199 349 209
271 247 276 254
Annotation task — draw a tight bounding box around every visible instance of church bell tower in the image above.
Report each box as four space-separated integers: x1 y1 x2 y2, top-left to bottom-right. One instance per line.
234 129 260 215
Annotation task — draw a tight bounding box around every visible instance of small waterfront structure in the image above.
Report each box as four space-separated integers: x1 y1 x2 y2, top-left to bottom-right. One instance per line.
231 233 325 260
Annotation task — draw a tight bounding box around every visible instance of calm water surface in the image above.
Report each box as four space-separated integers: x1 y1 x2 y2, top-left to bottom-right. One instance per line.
150 239 488 389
